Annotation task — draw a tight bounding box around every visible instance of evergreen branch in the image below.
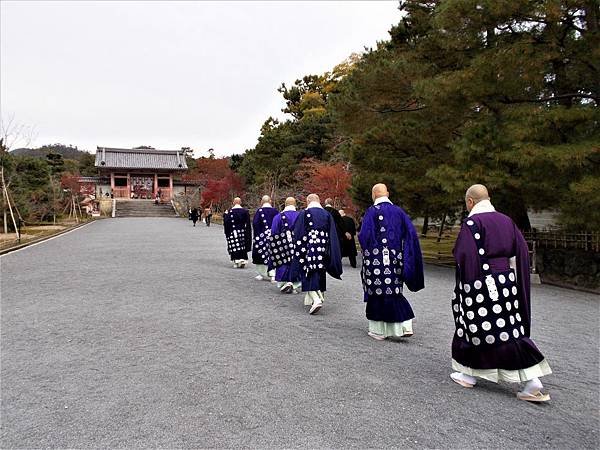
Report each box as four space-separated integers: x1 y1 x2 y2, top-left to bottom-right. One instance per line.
368 102 426 114
501 93 599 104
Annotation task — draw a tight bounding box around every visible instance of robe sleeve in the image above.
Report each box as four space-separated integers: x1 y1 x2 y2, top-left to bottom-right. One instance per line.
327 214 343 279
401 210 425 292
223 212 230 236
252 210 260 238
514 222 532 336
267 214 282 271
348 217 357 236
271 214 282 236
244 212 252 251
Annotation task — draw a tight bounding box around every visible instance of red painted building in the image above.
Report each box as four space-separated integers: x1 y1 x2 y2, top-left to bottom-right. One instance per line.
95 147 188 200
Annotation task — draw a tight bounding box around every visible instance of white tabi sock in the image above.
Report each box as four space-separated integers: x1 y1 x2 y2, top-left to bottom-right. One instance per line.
451 372 476 386
523 377 543 394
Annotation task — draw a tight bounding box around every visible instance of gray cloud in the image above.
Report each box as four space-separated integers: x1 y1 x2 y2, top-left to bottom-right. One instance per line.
1 1 399 156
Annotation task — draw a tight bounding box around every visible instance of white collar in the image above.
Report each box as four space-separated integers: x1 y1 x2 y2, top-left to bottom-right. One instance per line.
232 204 242 209
283 205 296 212
469 199 495 217
307 201 323 209
325 204 333 208
374 196 392 206
261 203 272 208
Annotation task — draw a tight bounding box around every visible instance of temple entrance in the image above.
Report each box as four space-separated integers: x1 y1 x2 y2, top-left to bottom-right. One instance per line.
131 175 154 199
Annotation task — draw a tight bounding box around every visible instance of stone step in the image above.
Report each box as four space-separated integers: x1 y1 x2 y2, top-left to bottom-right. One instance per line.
115 200 177 218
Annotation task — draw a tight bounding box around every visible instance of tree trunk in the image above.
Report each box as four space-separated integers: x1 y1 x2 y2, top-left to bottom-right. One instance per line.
421 214 429 237
437 213 447 243
3 209 7 233
584 1 599 33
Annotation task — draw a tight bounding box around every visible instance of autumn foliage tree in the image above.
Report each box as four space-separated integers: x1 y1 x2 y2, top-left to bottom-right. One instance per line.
295 158 354 212
187 156 245 211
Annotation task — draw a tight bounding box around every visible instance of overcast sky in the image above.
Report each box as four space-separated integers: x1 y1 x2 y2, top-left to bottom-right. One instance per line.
1 1 400 157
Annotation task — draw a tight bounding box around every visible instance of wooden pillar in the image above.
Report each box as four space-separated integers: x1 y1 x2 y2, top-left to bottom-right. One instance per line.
110 172 115 196
127 172 131 198
154 173 158 196
169 174 173 199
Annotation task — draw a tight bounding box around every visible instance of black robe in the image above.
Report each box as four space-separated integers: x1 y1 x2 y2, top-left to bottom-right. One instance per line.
340 215 358 257
324 205 344 247
223 207 252 261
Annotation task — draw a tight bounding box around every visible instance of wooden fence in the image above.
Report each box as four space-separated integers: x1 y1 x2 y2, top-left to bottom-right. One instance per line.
524 231 600 252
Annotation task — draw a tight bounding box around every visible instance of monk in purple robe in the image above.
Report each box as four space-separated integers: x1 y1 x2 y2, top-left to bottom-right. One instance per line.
223 197 252 268
450 184 552 402
269 197 301 294
290 194 343 315
358 183 424 340
252 195 279 281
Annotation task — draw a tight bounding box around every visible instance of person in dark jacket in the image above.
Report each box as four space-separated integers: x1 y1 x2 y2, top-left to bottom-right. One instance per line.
339 209 358 268
190 208 199 227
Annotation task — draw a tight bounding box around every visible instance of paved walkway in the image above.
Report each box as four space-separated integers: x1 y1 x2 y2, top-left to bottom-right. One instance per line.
1 218 598 448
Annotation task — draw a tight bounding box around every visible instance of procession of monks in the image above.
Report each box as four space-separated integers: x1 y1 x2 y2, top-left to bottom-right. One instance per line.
222 183 552 403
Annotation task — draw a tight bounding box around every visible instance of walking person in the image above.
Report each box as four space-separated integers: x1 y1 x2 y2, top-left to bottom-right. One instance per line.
339 209 358 268
223 197 252 268
269 197 302 294
358 184 424 340
204 206 213 227
191 207 199 227
450 184 552 402
252 195 279 281
290 194 343 314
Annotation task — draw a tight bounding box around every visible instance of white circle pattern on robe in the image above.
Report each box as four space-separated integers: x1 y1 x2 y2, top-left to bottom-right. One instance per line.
454 217 525 346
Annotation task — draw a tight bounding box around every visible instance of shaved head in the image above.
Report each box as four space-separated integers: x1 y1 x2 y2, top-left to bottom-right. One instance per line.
306 193 320 204
233 197 242 205
465 184 490 212
325 198 334 206
261 195 271 205
372 183 389 202
285 197 296 206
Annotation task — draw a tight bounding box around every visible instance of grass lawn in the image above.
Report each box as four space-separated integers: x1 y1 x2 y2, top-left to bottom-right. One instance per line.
418 232 457 266
0 221 86 251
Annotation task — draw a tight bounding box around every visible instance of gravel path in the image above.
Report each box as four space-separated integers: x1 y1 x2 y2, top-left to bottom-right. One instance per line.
1 218 598 448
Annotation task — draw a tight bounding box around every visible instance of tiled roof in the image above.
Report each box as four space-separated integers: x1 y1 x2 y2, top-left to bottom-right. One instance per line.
78 176 109 183
95 147 188 170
